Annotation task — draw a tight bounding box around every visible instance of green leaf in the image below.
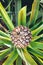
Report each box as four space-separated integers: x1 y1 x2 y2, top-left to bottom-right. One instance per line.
0 35 11 47
0 48 13 60
28 0 40 26
23 49 37 65
15 0 21 25
0 2 14 31
18 6 26 26
0 30 10 38
32 34 43 41
0 36 12 47
0 39 12 47
16 56 22 65
3 49 18 65
0 48 11 53
36 57 43 64
31 22 41 31
17 49 30 65
27 47 43 64
31 24 43 36
0 36 11 41
27 47 43 59
31 53 43 65
30 41 43 50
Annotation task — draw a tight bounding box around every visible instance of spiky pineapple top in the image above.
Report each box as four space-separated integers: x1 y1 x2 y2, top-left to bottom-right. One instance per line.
10 26 32 48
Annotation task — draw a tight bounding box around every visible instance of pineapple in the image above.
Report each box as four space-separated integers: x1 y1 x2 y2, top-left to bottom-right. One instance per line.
11 26 32 48
0 0 43 65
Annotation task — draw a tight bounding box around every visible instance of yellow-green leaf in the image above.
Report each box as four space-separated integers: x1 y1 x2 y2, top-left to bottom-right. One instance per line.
18 6 27 26
23 49 37 65
0 48 13 60
0 30 10 38
32 34 43 41
0 2 14 31
31 25 43 36
28 0 40 26
3 49 18 65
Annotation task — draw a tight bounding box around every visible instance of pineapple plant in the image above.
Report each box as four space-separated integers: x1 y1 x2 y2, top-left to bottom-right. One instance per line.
0 0 43 65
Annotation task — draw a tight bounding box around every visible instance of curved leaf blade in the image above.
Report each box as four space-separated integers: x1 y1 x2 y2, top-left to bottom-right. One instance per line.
27 47 43 59
0 48 13 60
23 49 37 65
18 6 27 26
28 0 40 26
3 49 18 65
30 41 43 50
0 2 14 31
0 30 10 38
31 25 43 36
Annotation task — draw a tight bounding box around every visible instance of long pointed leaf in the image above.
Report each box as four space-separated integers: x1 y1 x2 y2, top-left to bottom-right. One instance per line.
0 30 10 38
0 36 12 47
30 41 43 50
31 24 43 36
28 0 40 26
0 36 11 41
0 40 12 47
36 57 43 64
31 22 41 31
15 0 21 25
32 34 43 41
31 53 43 65
0 48 13 60
18 6 26 26
27 47 43 59
23 49 37 65
3 49 18 65
16 56 22 65
0 2 14 31
17 49 30 65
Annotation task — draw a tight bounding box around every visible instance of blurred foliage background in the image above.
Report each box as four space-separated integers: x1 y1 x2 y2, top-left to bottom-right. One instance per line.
0 0 43 34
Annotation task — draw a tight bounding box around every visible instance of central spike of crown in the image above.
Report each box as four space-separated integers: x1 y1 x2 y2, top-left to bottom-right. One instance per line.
10 26 32 48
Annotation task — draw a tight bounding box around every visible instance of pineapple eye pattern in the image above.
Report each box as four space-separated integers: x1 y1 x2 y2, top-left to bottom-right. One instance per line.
10 26 32 48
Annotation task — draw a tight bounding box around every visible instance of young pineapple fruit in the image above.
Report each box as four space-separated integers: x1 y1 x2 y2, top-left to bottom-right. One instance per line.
11 26 32 48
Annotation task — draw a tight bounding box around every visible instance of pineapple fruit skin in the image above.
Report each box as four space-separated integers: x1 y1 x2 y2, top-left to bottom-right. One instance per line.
11 26 32 48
